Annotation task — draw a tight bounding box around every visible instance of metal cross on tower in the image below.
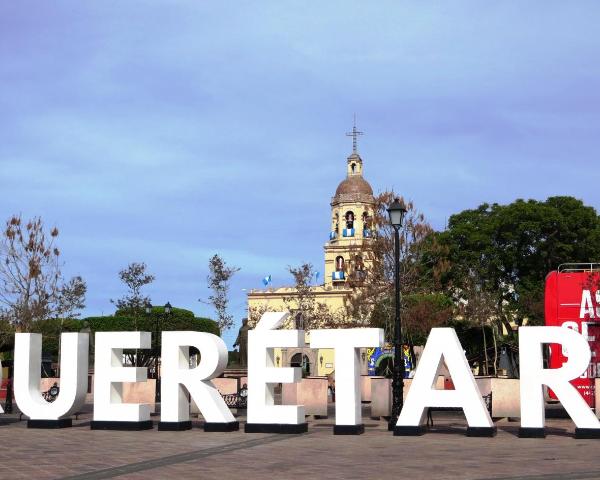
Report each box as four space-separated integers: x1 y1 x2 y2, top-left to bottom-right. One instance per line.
346 115 363 154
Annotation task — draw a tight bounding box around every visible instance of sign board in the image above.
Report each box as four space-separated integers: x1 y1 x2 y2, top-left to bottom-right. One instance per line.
545 268 600 407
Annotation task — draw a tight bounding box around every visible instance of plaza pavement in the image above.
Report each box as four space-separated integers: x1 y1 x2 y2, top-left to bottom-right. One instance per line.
1 407 600 479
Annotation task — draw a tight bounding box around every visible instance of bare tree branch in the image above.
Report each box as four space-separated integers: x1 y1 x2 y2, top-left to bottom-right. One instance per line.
0 215 86 331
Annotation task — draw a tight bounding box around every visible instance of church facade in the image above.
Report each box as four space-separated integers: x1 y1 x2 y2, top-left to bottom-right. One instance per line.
246 133 376 377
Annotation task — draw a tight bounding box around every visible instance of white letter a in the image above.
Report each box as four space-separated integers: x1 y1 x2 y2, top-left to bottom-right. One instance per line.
395 328 494 436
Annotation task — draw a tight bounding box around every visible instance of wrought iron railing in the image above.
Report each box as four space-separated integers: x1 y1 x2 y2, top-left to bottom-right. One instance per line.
221 387 247 409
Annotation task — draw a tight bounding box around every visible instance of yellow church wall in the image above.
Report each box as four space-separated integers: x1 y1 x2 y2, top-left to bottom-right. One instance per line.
247 286 351 326
247 286 354 377
270 347 336 376
316 348 335 376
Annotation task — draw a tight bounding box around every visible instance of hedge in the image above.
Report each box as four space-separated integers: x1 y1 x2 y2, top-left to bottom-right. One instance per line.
83 306 219 338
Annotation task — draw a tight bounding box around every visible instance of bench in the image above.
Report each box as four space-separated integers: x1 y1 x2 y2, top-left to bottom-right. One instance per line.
426 393 492 427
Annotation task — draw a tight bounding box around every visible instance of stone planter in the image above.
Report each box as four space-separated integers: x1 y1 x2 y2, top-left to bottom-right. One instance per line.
212 377 238 395
282 376 328 417
191 377 238 415
475 376 520 418
489 378 520 418
370 375 446 419
361 375 372 403
370 377 391 418
123 379 156 413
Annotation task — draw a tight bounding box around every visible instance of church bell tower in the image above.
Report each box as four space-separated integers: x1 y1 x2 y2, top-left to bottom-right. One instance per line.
324 123 375 288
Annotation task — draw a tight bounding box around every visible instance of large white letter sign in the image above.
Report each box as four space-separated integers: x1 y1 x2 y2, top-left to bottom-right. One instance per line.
396 328 494 437
91 331 153 430
310 328 383 434
14 333 88 428
160 331 237 432
519 326 600 438
245 312 307 433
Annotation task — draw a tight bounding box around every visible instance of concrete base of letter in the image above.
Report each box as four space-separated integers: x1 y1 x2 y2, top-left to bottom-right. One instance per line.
158 421 192 431
334 424 364 435
28 418 72 429
575 428 600 439
518 427 546 438
466 426 497 437
244 423 308 434
204 421 239 432
91 420 153 431
394 425 425 436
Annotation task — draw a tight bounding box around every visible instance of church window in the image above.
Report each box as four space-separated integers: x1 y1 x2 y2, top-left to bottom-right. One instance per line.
362 211 371 237
335 256 345 272
351 162 356 173
345 211 354 229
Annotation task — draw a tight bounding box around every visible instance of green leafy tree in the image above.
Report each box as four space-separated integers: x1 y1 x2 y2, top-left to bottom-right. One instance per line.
85 306 219 366
30 318 83 358
438 196 600 339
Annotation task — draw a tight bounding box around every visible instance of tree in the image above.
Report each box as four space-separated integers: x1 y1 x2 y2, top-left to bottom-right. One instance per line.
348 192 450 341
455 271 499 374
0 215 87 331
279 262 346 330
112 262 154 313
438 196 600 341
30 318 83 359
206 254 239 332
284 262 316 330
110 261 155 338
0 317 15 353
85 306 219 366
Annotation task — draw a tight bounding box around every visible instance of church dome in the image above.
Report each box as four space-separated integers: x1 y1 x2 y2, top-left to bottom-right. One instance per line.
332 152 374 205
334 175 374 197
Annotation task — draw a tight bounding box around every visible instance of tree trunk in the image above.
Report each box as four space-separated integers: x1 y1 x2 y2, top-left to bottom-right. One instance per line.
481 320 489 375
493 325 498 375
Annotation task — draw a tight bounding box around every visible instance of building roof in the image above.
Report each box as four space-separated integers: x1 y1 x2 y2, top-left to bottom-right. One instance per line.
334 175 374 197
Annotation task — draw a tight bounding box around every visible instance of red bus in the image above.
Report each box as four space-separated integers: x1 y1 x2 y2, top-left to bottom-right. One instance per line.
545 264 600 407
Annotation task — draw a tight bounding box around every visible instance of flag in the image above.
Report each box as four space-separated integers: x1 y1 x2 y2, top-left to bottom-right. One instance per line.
315 271 320 284
262 275 272 286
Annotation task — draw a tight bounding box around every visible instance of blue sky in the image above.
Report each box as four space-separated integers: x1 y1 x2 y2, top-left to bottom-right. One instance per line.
1 2 599 348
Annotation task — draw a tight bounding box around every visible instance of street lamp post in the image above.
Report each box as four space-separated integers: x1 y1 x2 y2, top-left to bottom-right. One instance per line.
146 301 172 404
387 198 407 432
4 362 13 414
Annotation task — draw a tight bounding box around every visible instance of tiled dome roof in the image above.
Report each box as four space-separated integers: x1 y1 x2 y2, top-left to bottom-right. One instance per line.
334 176 374 197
